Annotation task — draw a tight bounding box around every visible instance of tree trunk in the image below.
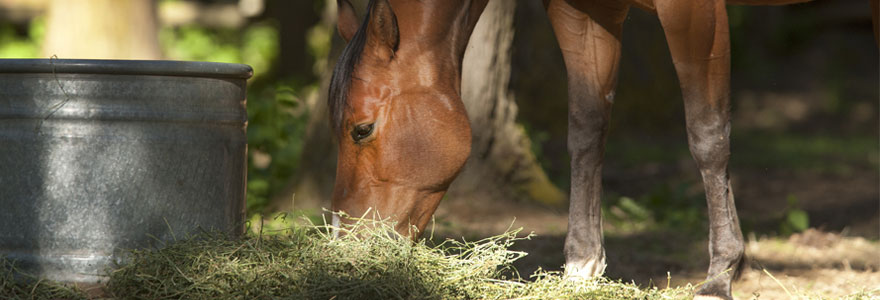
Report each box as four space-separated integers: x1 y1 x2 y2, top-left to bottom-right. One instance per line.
43 0 161 60
450 0 565 207
268 0 365 212
266 0 322 82
270 0 565 212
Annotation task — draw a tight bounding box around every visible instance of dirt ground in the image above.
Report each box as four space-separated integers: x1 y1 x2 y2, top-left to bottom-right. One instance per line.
432 166 880 299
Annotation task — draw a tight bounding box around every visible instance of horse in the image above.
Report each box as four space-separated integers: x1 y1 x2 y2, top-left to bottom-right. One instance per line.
327 1 878 299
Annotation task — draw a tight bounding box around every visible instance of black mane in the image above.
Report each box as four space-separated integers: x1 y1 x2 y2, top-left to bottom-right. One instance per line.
328 0 375 135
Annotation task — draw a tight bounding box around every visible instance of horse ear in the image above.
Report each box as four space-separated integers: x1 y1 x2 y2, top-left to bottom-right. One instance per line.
367 0 399 57
337 0 358 42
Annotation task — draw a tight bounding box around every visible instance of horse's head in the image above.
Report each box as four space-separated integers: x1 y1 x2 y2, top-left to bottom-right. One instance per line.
329 0 481 236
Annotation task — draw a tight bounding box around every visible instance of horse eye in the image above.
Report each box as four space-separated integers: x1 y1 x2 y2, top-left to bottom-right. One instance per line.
350 123 374 142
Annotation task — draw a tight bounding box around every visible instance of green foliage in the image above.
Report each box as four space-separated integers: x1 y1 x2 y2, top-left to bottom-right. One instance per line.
779 195 810 235
785 210 809 233
731 132 879 175
0 17 44 58
604 181 817 237
604 182 706 235
241 24 280 78
605 196 655 233
160 26 238 63
617 197 652 222
306 21 333 75
606 137 691 168
245 83 312 212
607 133 878 176
159 22 279 79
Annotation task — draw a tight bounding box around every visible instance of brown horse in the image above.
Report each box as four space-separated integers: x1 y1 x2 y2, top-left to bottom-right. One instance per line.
328 1 875 299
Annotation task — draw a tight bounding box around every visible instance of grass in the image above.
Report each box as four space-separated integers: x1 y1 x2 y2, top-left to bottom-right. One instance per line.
731 133 879 174
604 132 878 173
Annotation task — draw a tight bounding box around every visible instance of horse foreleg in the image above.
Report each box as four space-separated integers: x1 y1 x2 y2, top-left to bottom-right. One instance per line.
545 0 629 279
656 0 745 299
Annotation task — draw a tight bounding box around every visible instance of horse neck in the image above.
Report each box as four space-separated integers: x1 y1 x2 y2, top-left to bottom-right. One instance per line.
388 0 488 95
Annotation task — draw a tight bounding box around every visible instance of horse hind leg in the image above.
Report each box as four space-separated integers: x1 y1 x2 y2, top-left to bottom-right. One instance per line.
545 0 628 279
656 0 745 299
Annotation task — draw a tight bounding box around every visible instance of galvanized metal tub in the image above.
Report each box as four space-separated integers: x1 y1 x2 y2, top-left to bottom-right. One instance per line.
0 59 251 283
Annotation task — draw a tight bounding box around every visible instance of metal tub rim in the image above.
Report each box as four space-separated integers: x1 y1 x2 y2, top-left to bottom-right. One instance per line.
0 58 253 79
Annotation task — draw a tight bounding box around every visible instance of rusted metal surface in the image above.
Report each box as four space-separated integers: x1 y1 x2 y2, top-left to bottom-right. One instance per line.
0 59 251 283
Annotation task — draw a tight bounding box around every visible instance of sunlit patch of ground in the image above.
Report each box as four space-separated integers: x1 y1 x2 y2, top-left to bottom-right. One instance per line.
732 267 879 299
433 196 879 299
653 230 880 299
729 230 880 299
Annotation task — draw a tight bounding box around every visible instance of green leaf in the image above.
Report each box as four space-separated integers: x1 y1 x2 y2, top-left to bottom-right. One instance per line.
786 209 809 232
618 197 651 221
247 179 269 195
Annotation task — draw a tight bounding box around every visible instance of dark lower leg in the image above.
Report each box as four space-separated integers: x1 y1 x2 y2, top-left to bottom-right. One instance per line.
563 100 610 278
688 121 745 298
545 0 627 278
656 0 744 298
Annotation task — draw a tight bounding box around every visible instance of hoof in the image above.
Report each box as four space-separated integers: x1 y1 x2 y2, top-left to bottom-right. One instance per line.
564 257 606 280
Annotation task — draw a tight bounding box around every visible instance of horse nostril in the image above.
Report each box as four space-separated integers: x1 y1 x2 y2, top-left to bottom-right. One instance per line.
351 123 374 142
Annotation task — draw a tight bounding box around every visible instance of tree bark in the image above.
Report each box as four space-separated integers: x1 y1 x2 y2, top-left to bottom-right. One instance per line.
268 0 364 212
43 0 161 60
270 0 565 212
266 0 322 82
450 0 565 207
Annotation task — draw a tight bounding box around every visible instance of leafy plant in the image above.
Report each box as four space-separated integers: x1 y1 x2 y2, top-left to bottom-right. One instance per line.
0 17 44 58
159 22 279 80
779 195 810 235
604 182 706 235
245 83 312 212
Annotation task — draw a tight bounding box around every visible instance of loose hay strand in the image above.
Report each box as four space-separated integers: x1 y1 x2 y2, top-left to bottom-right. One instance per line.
763 268 794 298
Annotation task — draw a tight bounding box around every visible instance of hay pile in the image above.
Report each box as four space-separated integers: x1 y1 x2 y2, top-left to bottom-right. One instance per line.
3 217 697 299
1 259 88 299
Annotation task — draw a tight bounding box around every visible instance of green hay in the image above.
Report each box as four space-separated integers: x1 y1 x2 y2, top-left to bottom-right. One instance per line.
102 216 694 299
2 216 878 299
0 259 88 300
